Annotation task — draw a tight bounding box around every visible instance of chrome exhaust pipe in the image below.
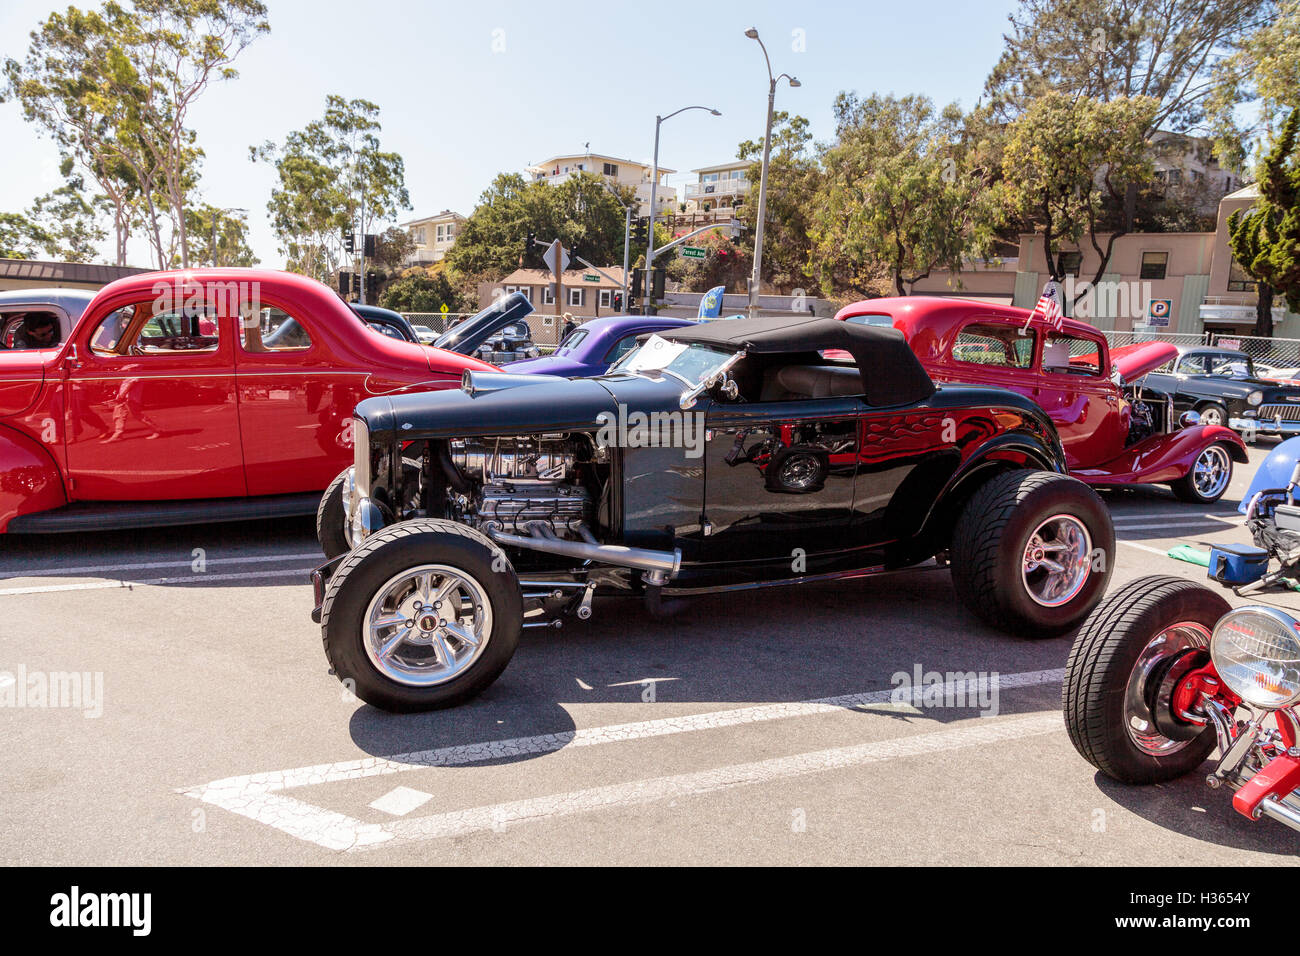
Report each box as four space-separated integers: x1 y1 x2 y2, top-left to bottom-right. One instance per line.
486 524 680 579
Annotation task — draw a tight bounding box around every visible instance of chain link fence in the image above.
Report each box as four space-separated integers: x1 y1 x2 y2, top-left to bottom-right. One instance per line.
1101 330 1300 371
401 312 573 348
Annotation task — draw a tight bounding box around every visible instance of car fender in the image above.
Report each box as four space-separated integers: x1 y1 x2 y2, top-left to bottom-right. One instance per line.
1237 434 1300 514
1072 424 1248 487
0 422 67 533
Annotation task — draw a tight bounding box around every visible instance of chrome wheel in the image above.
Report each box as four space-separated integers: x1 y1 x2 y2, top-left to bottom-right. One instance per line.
1198 405 1225 427
1123 622 1211 756
363 564 493 687
1190 444 1231 500
1021 514 1092 607
778 452 823 490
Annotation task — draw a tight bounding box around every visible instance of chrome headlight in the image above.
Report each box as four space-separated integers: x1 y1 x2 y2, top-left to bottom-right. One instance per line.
1211 607 1300 709
1247 390 1264 406
352 417 370 499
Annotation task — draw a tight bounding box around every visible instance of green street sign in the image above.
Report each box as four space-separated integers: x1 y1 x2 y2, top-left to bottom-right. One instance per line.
583 273 600 282
681 246 706 259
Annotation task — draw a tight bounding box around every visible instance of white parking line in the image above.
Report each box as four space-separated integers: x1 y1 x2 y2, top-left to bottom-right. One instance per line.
181 668 1065 851
1111 512 1241 524
1118 540 1175 557
1114 517 1243 532
0 551 321 580
0 567 314 596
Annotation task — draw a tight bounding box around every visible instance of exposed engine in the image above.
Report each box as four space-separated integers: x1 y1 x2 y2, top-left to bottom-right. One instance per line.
446 436 596 538
1124 385 1171 446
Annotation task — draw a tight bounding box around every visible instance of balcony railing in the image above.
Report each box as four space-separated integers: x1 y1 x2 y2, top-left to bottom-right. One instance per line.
685 179 749 200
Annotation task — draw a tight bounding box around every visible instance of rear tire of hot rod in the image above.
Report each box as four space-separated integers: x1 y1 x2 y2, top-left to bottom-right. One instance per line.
316 468 351 560
1169 442 1234 504
950 469 1113 638
1063 576 1226 784
319 519 523 712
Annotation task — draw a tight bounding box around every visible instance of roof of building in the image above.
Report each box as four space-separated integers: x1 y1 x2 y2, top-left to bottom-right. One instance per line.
526 154 676 175
691 160 751 174
498 267 628 289
398 210 465 227
1223 183 1261 201
0 257 150 287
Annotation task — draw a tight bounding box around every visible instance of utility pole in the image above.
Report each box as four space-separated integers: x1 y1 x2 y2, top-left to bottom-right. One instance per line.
553 239 564 317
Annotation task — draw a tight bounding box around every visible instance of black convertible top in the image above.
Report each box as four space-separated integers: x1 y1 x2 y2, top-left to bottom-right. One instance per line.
660 315 934 406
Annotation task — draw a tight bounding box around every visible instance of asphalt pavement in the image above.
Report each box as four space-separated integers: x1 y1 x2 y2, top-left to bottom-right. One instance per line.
2 444 1297 865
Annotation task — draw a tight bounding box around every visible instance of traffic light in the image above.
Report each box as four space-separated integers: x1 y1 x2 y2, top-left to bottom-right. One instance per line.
338 271 351 294
651 267 665 299
351 273 361 295
343 231 355 254
612 292 623 312
631 218 648 245
630 269 643 299
363 234 376 258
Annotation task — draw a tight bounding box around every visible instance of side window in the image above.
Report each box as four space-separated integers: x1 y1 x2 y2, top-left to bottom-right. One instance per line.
1042 333 1103 376
1177 354 1207 375
93 300 220 355
844 313 894 328
89 307 134 354
604 333 643 364
242 307 312 352
952 322 1035 369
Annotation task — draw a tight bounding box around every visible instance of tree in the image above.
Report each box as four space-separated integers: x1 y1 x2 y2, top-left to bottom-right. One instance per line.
999 93 1158 300
1207 1 1300 171
445 172 630 279
734 112 822 292
372 226 415 273
3 1 269 268
664 230 752 293
0 213 47 259
25 177 111 262
251 95 410 281
186 204 257 266
1228 108 1300 335
378 269 466 313
808 94 998 299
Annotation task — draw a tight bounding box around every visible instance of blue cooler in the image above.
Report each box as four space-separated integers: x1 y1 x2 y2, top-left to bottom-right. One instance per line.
1208 543 1269 585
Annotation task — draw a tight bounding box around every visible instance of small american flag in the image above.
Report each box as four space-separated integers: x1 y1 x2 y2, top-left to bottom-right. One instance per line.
1028 281 1064 331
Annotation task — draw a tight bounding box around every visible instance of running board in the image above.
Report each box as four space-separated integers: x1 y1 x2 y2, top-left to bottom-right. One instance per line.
7 493 321 534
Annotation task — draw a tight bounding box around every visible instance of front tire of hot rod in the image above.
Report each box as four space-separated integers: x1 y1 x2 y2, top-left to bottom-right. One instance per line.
1063 576 1225 783
950 469 1114 637
320 519 522 712
316 468 351 560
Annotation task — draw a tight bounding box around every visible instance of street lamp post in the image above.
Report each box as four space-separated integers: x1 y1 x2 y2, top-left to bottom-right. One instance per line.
744 27 799 317
646 105 721 314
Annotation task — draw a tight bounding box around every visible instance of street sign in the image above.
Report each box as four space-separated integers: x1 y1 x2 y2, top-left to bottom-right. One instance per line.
583 273 600 282
681 246 706 259
1147 298 1172 328
541 239 570 274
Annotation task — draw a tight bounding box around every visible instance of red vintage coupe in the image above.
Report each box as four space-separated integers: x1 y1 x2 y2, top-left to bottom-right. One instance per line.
834 297 1249 503
0 269 524 542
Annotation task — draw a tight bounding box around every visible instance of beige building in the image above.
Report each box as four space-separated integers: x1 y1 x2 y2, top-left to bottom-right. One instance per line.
479 267 628 318
400 210 465 266
913 185 1294 337
526 152 675 219
683 160 750 219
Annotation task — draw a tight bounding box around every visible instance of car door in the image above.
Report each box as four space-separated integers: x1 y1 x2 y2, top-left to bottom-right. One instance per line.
1034 329 1125 469
63 298 245 501
701 396 860 566
233 303 362 496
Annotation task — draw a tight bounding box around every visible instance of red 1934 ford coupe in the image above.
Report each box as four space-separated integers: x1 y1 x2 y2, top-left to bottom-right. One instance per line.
835 297 1249 503
0 269 525 540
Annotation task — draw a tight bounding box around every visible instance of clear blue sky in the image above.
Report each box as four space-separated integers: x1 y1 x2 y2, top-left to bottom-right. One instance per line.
0 0 1021 266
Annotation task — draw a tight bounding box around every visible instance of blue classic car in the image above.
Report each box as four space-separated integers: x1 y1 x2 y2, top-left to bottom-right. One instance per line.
505 314 699 377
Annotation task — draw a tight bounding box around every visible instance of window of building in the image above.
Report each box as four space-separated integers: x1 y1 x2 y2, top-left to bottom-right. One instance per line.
1140 251 1168 280
542 287 554 305
1058 251 1082 276
568 288 584 307
603 162 618 177
1227 259 1257 292
599 289 611 308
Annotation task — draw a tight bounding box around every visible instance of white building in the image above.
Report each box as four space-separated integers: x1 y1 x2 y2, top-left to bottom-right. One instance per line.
683 160 750 219
400 210 465 265
525 152 676 218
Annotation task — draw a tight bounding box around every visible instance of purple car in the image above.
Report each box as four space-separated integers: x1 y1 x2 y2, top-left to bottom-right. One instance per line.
503 314 699 377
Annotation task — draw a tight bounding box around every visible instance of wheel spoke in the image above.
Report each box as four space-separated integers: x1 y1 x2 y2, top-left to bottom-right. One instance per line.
444 619 479 648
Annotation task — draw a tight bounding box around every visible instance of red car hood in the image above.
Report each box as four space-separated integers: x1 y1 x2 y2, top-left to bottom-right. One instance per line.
1111 340 1177 382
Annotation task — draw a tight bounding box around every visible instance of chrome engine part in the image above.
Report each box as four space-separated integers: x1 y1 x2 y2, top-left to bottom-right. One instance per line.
474 479 592 536
451 436 574 482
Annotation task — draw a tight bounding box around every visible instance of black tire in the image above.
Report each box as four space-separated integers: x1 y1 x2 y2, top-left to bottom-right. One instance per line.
1063 575 1227 783
1169 442 1234 504
316 468 351 560
950 469 1114 637
320 519 522 712
1195 401 1229 429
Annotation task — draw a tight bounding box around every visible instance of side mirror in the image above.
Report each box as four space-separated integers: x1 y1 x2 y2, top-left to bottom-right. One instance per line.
1178 410 1201 428
1110 362 1122 386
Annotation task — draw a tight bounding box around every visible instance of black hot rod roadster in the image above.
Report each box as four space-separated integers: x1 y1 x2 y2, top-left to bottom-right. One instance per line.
313 316 1115 711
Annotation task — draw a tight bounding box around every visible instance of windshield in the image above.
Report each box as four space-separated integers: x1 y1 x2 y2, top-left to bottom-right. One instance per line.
615 333 737 387
557 328 588 353
1209 356 1255 378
